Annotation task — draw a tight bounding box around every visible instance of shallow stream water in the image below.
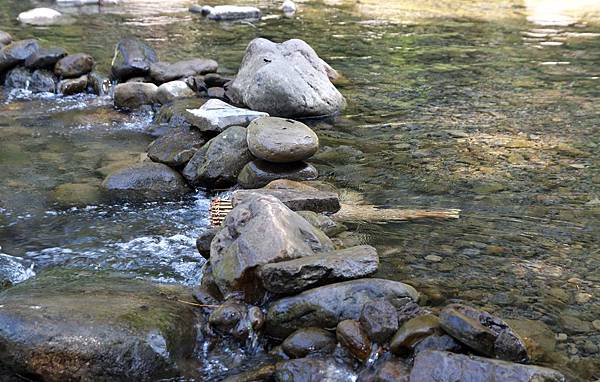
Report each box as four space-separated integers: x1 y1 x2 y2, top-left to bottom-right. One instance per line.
0 0 599 380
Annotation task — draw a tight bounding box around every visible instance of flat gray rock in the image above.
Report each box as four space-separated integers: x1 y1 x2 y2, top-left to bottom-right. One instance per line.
204 5 262 20
17 8 62 25
232 187 340 213
150 59 218 83
266 278 419 338
259 245 379 294
247 116 319 163
238 160 318 189
409 351 565 382
185 99 268 133
24 47 68 69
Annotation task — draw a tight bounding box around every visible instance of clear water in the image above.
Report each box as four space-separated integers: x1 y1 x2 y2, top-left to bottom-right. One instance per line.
1 0 599 380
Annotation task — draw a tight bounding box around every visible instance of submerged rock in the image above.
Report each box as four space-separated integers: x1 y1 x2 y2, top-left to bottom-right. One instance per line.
296 210 346 236
25 47 68 69
0 39 39 73
247 116 319 163
439 304 529 363
203 5 262 20
111 37 158 82
228 38 345 117
147 127 206 167
156 80 195 104
54 53 94 78
101 162 190 201
259 245 379 294
209 194 334 301
114 82 158 109
52 182 101 207
182 125 253 188
57 75 88 95
281 327 336 358
266 278 419 338
337 320 372 362
238 160 318 189
17 8 62 25
149 58 218 83
0 269 198 381
409 351 565 382
209 300 264 340
185 99 268 133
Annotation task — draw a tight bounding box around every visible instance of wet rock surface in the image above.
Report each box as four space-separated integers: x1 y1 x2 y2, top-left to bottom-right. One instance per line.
229 38 346 117
246 116 319 163
439 304 529 362
390 314 440 354
360 300 399 344
0 269 197 381
150 58 218 83
185 98 268 133
147 127 206 167
238 159 318 189
409 351 566 382
259 245 379 294
54 53 94 78
281 327 336 358
337 319 372 362
101 162 190 201
209 194 333 301
266 278 419 338
111 37 158 81
24 47 68 69
57 74 88 95
182 125 253 188
0 39 39 73
274 357 355 382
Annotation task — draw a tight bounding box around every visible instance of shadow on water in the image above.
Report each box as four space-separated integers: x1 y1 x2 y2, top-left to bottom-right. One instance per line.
0 0 599 379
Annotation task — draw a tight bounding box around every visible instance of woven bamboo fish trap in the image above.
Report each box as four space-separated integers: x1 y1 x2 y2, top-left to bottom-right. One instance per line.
209 198 233 227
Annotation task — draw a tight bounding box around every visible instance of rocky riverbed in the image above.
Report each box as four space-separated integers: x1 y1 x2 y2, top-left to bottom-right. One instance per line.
0 0 599 381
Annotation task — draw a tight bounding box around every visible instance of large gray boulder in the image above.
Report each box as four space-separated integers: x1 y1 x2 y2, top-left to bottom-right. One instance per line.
259 245 379 294
114 82 158 109
182 125 253 188
228 38 345 117
101 162 190 201
409 351 565 382
265 278 419 338
147 128 206 167
0 269 198 381
246 116 319 163
185 99 268 133
209 194 334 302
0 39 39 74
149 58 218 83
111 37 158 81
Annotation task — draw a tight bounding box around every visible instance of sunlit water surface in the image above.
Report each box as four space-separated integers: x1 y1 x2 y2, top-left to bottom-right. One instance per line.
0 0 599 380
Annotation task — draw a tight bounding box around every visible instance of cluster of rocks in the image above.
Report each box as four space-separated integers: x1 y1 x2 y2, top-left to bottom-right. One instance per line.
0 33 106 96
101 36 344 201
190 186 567 381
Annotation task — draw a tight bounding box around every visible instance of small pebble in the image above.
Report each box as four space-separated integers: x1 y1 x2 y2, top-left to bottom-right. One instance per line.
425 255 442 262
592 320 600 331
556 333 568 341
575 292 592 304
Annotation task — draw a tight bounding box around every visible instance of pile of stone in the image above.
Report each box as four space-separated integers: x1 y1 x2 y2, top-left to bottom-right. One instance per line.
191 189 567 382
0 33 105 96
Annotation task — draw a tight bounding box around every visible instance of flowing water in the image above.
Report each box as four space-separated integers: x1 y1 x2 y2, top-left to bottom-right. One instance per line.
0 0 599 380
